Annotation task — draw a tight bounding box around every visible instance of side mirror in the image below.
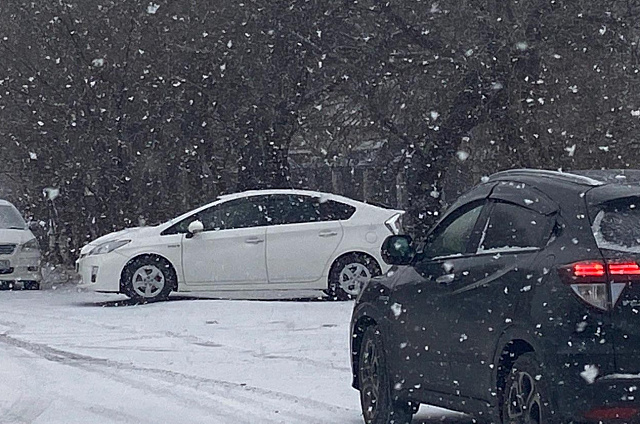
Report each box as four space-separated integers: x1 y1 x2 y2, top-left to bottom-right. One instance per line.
186 220 204 238
381 235 415 266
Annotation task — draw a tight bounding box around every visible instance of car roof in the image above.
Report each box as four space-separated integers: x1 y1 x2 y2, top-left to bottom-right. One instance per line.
217 189 372 208
488 169 605 187
488 169 640 206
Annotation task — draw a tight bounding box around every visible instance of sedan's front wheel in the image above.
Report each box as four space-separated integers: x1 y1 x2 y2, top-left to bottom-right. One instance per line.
121 256 175 302
358 326 414 424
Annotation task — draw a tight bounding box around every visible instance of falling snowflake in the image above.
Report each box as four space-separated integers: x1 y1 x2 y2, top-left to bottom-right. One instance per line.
147 3 160 14
456 151 470 161
581 365 599 384
565 144 576 157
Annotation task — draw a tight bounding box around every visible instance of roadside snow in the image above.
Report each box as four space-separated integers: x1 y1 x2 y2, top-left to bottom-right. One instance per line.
0 289 469 423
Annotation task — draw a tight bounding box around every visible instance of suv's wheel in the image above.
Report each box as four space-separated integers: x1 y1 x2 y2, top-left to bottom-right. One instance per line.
121 256 175 302
327 253 381 300
502 353 553 424
358 326 414 424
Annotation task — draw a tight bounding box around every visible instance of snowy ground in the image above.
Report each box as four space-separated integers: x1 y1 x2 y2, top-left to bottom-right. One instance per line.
0 287 470 424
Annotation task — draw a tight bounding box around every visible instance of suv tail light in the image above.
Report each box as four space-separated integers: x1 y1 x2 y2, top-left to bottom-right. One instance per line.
559 260 640 311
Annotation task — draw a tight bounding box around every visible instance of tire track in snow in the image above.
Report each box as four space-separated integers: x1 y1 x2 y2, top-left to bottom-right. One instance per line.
0 334 357 424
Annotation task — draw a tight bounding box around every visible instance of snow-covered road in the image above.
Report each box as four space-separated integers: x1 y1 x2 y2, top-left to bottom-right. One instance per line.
0 288 469 423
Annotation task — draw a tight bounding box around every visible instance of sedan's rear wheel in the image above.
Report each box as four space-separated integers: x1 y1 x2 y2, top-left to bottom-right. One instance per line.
358 326 413 424
327 253 381 300
121 256 175 302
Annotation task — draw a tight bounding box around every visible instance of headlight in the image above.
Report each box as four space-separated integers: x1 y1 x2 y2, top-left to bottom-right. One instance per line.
89 240 131 256
21 238 40 252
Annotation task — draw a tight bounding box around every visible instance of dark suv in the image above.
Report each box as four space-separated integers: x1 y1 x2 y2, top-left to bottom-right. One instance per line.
350 169 640 424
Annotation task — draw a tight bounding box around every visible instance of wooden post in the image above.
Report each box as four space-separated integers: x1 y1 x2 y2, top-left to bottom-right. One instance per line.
331 167 342 194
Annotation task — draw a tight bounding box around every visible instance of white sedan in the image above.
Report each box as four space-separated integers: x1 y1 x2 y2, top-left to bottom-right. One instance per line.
77 189 403 302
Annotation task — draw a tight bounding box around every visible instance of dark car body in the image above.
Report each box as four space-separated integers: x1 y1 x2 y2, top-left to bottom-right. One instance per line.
350 169 640 423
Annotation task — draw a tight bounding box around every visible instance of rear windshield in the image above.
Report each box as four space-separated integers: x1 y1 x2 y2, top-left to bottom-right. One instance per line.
592 200 640 252
0 205 27 230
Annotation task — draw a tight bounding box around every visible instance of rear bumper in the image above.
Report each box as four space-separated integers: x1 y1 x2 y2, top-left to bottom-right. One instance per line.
569 376 640 423
548 355 640 422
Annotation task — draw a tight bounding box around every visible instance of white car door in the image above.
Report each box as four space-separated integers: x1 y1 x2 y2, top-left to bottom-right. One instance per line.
180 197 268 287
265 194 344 283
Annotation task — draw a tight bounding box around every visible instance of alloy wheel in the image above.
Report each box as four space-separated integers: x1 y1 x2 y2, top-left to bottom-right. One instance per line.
360 336 382 422
339 262 371 296
131 265 166 298
506 370 543 424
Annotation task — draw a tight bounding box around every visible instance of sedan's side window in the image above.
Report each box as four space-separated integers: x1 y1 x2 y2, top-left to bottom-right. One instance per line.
202 197 268 231
318 200 356 221
478 202 553 252
423 204 484 259
267 195 321 225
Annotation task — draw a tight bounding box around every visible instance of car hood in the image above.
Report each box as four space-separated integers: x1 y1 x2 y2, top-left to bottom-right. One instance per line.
80 226 158 255
0 228 36 245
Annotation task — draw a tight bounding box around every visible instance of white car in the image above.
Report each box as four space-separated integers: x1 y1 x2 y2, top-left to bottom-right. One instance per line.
0 200 42 290
77 189 404 301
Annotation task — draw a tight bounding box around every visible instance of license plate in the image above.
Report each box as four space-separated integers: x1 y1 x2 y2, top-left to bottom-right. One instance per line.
0 260 9 270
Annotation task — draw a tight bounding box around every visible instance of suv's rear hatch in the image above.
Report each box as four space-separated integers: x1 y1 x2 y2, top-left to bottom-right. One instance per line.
587 185 640 374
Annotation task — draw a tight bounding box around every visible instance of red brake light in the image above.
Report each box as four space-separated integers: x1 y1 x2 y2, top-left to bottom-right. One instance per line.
559 260 640 311
608 262 640 275
584 406 640 421
573 261 605 277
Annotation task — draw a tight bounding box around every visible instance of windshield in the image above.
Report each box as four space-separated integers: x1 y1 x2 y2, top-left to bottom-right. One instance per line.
0 205 26 230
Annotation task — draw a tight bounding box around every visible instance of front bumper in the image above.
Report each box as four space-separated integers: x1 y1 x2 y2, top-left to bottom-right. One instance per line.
76 252 129 292
0 250 42 282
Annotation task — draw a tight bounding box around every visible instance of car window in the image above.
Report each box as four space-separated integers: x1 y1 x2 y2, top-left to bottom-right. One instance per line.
423 204 484 259
0 205 26 230
592 200 640 252
162 197 268 234
201 197 268 231
318 200 356 221
479 202 553 252
267 194 321 225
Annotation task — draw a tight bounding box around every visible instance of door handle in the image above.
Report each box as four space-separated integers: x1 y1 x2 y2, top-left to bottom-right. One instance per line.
245 237 265 244
319 231 338 237
435 273 455 285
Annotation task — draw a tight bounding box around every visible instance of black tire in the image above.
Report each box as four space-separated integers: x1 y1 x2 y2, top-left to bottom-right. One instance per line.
23 281 40 290
327 253 381 300
0 281 10 290
121 255 175 302
501 353 555 424
358 326 414 424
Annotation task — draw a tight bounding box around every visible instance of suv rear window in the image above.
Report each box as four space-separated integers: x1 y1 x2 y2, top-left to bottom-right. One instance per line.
593 200 640 252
